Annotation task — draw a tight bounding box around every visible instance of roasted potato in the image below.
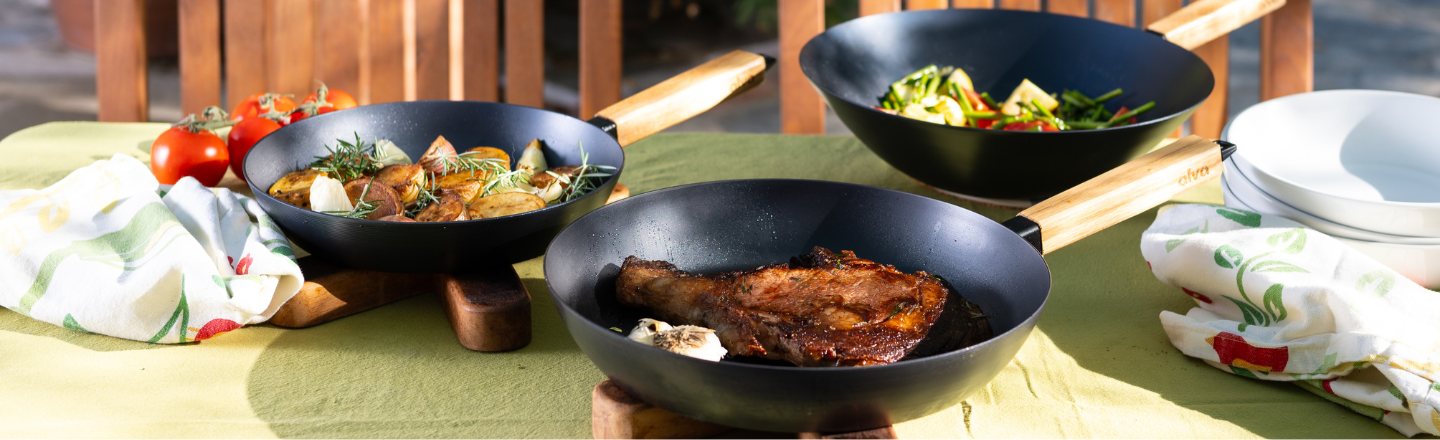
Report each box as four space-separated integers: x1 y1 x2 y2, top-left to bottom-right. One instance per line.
415 193 469 222
530 165 583 203
418 135 459 175
268 169 327 209
467 192 545 219
433 170 490 204
465 146 511 169
377 214 416 222
343 178 404 220
373 164 425 205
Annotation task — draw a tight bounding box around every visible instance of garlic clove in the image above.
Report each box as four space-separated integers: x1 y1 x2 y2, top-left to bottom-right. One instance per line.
652 325 727 362
309 175 353 214
627 318 671 346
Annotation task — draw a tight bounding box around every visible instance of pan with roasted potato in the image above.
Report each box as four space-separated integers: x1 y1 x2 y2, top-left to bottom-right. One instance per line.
243 50 775 273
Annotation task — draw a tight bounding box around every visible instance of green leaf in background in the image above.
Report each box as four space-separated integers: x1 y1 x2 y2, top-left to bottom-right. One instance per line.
1226 296 1269 326
1311 352 1338 375
1217 208 1262 227
1229 365 1260 379
1165 220 1210 252
1389 385 1408 407
1266 228 1308 254
1356 270 1395 297
62 313 89 333
1263 283 1288 322
146 278 190 343
1251 260 1309 274
1215 245 1244 269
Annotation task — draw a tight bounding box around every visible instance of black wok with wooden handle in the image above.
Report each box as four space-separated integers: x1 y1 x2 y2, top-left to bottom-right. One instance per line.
545 136 1233 432
243 51 773 273
800 0 1279 200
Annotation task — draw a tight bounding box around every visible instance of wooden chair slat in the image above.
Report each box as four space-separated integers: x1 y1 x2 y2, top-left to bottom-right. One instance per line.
860 0 901 16
314 0 364 99
266 0 315 98
368 0 405 104
95 0 147 122
1094 0 1135 26
1191 35 1230 139
178 0 221 116
579 0 623 117
1260 0 1313 100
223 0 266 110
905 0 948 10
779 0 825 134
951 0 994 8
1047 0 1088 18
997 0 1040 11
462 0 500 102
1141 0 1183 26
411 0 451 100
504 0 546 108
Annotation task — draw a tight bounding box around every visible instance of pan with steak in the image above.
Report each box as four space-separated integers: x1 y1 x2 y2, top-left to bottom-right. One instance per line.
616 246 991 367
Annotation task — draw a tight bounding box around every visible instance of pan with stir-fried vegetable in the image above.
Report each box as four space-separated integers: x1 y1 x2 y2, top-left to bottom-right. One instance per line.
877 64 1156 131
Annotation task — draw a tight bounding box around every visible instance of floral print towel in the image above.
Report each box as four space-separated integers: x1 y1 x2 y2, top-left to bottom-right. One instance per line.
0 154 303 343
1143 203 1440 436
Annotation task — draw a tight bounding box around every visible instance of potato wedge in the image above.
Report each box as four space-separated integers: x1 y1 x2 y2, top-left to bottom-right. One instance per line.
467 192 545 219
373 164 425 205
418 135 459 175
378 214 416 222
433 170 490 204
268 169 327 209
344 178 404 220
465 146 511 170
415 192 469 222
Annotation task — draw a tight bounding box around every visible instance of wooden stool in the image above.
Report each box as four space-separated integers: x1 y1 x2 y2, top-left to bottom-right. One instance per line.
591 379 898 439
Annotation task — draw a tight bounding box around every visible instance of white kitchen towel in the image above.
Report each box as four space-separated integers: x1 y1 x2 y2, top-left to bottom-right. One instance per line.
1142 203 1440 436
0 153 302 343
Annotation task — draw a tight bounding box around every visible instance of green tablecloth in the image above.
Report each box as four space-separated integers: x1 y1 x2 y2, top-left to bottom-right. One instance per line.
0 122 1403 438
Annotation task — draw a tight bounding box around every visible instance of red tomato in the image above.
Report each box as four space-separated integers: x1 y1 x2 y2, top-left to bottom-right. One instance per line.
151 126 229 186
230 93 296 121
960 88 991 112
226 116 284 182
303 88 358 114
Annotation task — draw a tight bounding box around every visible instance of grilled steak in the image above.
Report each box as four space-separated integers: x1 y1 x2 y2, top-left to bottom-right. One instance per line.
616 247 990 366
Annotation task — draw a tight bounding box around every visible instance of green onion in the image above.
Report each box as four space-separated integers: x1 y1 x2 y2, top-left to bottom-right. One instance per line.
1093 88 1123 103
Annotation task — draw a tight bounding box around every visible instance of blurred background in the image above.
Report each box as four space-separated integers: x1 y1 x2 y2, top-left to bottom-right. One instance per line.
2 0 1439 139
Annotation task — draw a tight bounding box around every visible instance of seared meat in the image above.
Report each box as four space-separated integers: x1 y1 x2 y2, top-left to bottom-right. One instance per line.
616 247 986 366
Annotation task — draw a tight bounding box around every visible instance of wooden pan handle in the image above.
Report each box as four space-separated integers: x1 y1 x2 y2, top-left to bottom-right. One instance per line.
593 50 772 147
1146 0 1285 50
1011 136 1226 255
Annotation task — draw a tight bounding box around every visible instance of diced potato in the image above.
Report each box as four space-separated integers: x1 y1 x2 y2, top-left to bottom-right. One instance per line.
901 103 946 125
467 192 545 219
465 146 511 170
268 169 327 209
414 192 468 222
1000 79 1059 116
434 170 489 204
947 67 975 93
373 164 425 205
418 135 459 175
934 96 967 127
344 178 403 220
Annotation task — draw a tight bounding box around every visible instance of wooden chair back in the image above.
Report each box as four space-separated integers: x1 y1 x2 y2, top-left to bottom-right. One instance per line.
96 0 624 122
778 0 1313 138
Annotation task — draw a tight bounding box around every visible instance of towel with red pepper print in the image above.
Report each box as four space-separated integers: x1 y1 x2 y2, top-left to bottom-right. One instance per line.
1142 203 1440 437
0 154 303 343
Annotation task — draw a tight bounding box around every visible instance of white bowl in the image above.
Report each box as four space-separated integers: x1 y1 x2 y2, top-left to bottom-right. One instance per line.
1223 90 1440 237
1223 160 1440 245
1222 173 1440 289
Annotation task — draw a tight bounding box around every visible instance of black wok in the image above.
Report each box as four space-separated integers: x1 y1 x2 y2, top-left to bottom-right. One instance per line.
545 136 1234 432
800 0 1280 200
244 51 772 273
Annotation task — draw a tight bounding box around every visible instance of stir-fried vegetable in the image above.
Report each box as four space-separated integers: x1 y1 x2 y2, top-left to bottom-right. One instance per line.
877 65 1156 131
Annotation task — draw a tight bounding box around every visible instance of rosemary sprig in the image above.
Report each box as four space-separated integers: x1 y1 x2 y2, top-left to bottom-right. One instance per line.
310 134 386 182
481 167 535 197
551 141 616 204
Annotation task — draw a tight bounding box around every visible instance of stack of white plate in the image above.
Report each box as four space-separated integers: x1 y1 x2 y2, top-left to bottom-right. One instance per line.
1222 90 1440 289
